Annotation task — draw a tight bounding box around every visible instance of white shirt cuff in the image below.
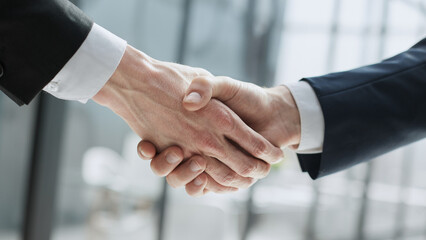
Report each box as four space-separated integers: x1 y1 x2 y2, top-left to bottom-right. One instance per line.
43 23 127 103
285 81 325 153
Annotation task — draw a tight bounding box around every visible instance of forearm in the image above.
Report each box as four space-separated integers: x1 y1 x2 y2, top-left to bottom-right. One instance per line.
300 37 426 179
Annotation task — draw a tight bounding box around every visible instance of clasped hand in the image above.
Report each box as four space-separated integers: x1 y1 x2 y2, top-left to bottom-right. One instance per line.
134 73 301 196
93 45 297 196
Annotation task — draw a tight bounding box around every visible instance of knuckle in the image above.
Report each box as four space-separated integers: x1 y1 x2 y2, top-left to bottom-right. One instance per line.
258 163 271 178
219 171 238 186
252 139 268 158
221 76 242 99
197 132 221 155
191 156 207 169
238 162 258 178
195 68 211 76
199 133 214 148
214 109 235 132
240 177 256 189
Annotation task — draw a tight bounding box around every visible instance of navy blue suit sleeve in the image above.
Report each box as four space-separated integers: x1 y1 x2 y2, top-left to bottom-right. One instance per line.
298 38 426 179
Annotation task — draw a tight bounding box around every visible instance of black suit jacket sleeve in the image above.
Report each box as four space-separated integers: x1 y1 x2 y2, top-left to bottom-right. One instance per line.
298 37 426 179
0 0 92 106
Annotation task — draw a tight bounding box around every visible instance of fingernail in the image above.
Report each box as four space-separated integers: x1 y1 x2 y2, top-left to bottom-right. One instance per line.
166 152 180 164
184 92 201 103
194 177 203 186
139 148 148 158
189 160 202 172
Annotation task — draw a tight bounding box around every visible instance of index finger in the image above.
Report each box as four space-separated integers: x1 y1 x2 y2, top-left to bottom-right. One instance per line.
205 101 283 164
226 110 284 164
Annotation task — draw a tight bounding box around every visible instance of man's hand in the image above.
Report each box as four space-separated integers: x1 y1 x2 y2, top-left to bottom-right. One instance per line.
183 76 301 148
92 46 283 192
138 76 301 196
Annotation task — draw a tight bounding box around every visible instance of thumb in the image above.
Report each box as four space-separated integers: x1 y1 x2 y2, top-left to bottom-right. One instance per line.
137 140 157 160
183 76 240 111
182 77 213 111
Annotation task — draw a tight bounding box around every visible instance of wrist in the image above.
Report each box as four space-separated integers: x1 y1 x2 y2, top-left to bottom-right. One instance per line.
267 85 301 149
92 45 152 111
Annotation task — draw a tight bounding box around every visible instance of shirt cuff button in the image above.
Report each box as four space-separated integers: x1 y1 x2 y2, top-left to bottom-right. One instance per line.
47 81 59 92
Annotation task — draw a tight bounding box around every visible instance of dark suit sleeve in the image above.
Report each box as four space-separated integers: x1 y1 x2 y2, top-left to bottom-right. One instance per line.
0 0 93 105
298 38 426 179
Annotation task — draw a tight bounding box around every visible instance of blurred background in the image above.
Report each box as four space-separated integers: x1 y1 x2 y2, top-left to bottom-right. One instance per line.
1 0 426 239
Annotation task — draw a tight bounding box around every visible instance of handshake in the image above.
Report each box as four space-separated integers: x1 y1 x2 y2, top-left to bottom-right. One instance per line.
92 45 302 197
